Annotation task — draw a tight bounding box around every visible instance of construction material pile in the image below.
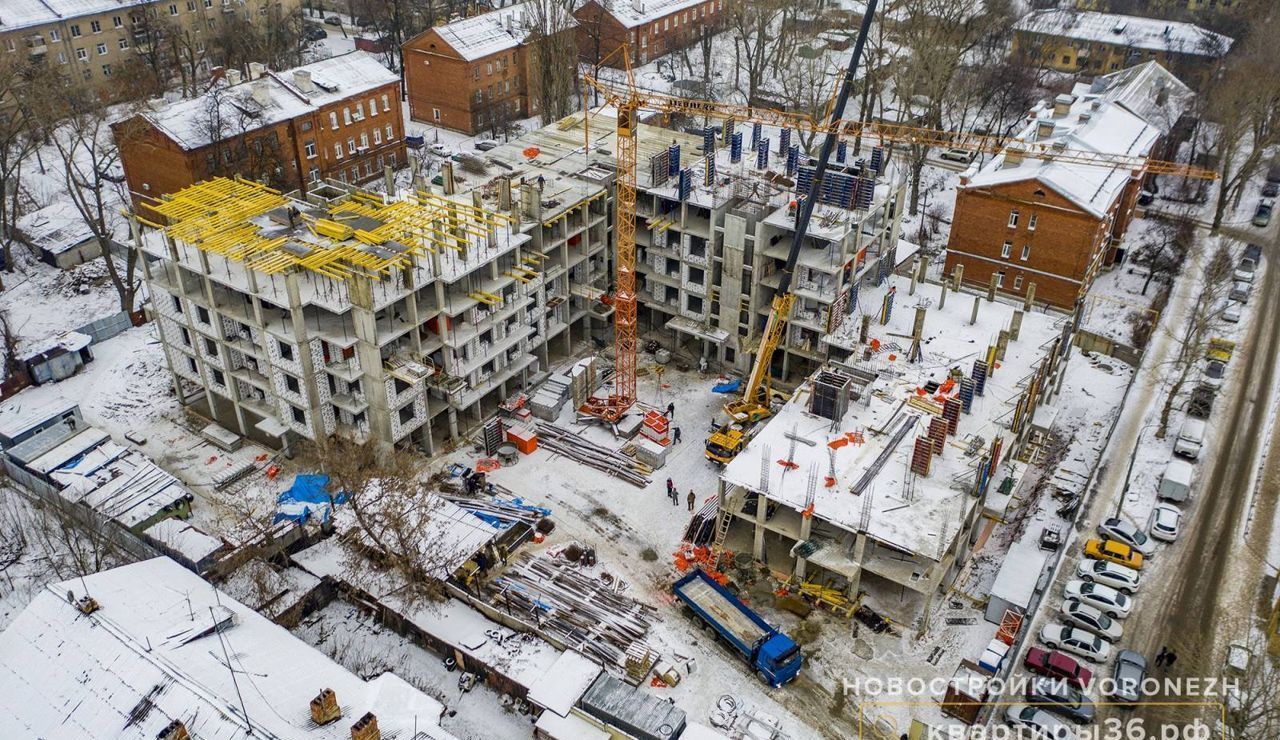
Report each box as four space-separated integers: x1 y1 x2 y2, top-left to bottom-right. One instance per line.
534 422 652 487
487 554 659 668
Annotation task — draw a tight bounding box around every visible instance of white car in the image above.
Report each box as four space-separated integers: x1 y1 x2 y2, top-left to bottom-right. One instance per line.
428 143 451 157
1150 503 1182 542
1064 579 1131 618
1077 559 1141 594
1061 598 1123 641
1040 622 1113 663
1005 703 1072 740
1223 302 1243 323
1233 261 1255 283
1097 517 1153 554
1203 359 1226 389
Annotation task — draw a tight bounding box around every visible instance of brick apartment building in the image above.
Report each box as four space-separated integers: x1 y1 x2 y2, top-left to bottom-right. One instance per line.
1012 9 1231 87
574 0 726 68
0 0 301 102
402 3 576 135
945 63 1191 309
113 51 405 208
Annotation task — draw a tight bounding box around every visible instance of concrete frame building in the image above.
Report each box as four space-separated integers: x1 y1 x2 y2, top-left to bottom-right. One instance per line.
714 274 1072 620
0 0 301 101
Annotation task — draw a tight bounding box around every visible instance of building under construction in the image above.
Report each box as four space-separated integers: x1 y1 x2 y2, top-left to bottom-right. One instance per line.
135 107 909 450
711 270 1072 619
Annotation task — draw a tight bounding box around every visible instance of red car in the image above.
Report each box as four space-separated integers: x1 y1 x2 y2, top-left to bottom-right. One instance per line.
1024 647 1093 689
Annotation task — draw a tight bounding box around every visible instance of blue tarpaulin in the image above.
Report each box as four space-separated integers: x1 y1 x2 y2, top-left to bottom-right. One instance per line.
712 378 742 394
273 474 348 525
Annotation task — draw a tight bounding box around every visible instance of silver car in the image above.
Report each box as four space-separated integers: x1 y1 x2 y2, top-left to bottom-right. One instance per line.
1077 558 1141 594
1005 703 1072 740
1040 622 1113 663
1064 579 1131 618
1097 517 1153 554
1061 598 1123 641
1109 650 1149 703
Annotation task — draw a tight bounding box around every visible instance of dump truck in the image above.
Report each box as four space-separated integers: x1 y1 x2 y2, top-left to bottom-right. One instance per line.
672 570 802 687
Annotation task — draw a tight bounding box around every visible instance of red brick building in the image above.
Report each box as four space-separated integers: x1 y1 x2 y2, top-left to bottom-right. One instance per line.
574 0 726 68
402 3 576 135
945 64 1190 309
113 52 406 209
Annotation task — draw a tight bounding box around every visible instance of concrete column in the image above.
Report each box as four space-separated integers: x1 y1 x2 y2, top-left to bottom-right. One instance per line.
1010 310 1024 341
345 275 394 448
795 513 813 580
939 279 949 309
996 330 1010 361
970 295 981 326
1024 282 1037 311
952 264 964 291
987 272 998 302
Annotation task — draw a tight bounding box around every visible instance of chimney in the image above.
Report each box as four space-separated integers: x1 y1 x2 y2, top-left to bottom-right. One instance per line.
248 61 266 80
631 0 645 13
1052 93 1075 118
310 688 341 726
1004 144 1025 168
225 68 242 85
293 69 315 93
156 720 191 740
1078 112 1092 124
1036 120 1056 139
251 81 272 108
351 712 380 740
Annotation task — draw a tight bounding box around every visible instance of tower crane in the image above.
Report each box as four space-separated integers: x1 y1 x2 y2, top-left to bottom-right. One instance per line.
578 6 1215 450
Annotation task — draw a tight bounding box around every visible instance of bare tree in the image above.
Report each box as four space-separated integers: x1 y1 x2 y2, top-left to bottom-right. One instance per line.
211 5 307 73
1205 29 1280 230
525 0 579 125
0 58 42 289
1221 637 1280 740
778 52 834 152
40 86 140 314
727 0 790 104
1155 242 1232 438
1134 214 1194 296
190 85 292 188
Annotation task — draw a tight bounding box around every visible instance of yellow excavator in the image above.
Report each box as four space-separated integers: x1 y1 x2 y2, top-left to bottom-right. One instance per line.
705 4 878 465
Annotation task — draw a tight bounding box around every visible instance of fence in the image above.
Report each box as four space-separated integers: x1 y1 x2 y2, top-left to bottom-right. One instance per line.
75 310 137 345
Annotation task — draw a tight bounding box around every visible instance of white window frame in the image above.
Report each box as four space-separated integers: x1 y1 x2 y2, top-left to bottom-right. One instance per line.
373 128 382 145
347 138 356 155
1008 209 1019 228
995 271 1005 288
1020 244 1031 261
384 124 393 141
334 142 343 159
1001 241 1012 259
343 108 351 125
1027 213 1037 231
1013 274 1024 290
381 94 389 112
304 141 317 158
329 111 339 130
368 99 377 117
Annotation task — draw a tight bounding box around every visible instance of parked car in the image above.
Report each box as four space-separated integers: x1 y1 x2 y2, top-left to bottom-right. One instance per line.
1234 258 1256 283
1244 242 1262 262
1264 182 1280 198
1223 302 1243 324
1230 281 1251 304
1097 517 1153 554
1026 677 1097 724
1174 417 1206 459
1005 703 1073 740
474 138 501 151
1023 647 1093 689
1253 199 1274 227
1040 623 1113 663
1060 598 1123 641
1083 538 1144 570
303 23 327 41
1076 559 1141 594
939 148 975 164
1137 191 1154 206
1203 359 1226 389
1108 650 1149 703
324 15 342 25
428 143 450 157
1064 580 1132 618
1150 503 1182 542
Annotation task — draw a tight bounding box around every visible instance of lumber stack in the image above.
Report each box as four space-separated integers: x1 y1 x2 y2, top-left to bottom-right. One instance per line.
534 422 652 487
487 554 659 668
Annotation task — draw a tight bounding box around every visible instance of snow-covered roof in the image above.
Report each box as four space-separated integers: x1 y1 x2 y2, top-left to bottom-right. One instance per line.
1015 9 1232 57
964 91 1160 218
527 650 603 717
722 274 1063 557
0 0 149 33
596 0 710 29
18 202 95 255
428 2 576 62
1088 60 1193 137
0 557 454 739
141 518 227 566
988 537 1049 611
50 441 193 528
0 395 78 442
143 52 398 150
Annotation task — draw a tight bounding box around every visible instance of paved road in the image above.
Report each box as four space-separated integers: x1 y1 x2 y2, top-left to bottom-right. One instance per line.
1124 221 1280 729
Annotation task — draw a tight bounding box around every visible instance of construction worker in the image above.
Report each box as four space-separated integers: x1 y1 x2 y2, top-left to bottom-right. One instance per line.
673 427 682 444
699 356 708 374
666 402 675 418
687 490 696 511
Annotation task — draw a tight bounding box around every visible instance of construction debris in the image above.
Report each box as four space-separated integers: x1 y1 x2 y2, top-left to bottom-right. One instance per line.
534 422 653 487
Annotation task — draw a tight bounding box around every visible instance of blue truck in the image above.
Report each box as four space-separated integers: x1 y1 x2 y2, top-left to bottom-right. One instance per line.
672 570 802 687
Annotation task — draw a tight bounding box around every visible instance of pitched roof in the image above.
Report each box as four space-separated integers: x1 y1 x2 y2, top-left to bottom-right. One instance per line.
0 557 455 739
1089 60 1193 136
0 0 149 33
1015 9 1233 57
965 86 1162 218
425 2 576 62
592 0 712 29
141 52 398 150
